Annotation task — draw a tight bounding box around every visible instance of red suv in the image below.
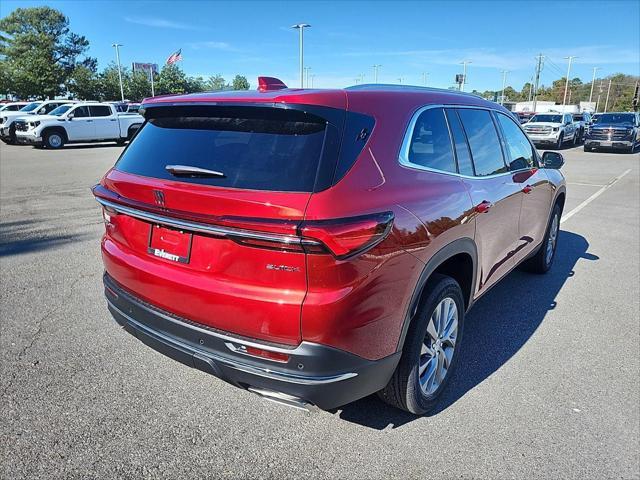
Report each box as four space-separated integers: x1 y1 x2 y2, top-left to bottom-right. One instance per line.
93 78 566 414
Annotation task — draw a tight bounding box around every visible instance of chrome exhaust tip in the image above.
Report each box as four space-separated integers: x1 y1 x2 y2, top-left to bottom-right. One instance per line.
248 387 316 412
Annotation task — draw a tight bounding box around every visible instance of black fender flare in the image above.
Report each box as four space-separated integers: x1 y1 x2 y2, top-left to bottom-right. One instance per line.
396 237 478 352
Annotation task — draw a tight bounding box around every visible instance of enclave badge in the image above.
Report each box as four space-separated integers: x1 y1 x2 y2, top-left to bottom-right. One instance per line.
153 189 165 207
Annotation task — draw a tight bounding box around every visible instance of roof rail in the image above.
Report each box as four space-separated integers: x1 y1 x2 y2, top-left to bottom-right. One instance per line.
345 83 483 98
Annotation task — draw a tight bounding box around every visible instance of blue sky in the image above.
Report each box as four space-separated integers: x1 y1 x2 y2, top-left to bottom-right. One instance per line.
2 0 639 91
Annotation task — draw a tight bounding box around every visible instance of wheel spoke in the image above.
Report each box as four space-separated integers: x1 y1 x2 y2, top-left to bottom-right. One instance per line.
426 318 438 341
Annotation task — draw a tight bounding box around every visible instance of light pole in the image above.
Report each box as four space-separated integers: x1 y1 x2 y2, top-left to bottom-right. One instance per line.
460 60 471 91
291 24 310 88
562 55 578 108
372 64 382 83
397 77 403 84
422 72 429 86
500 70 509 105
304 66 311 88
604 79 612 112
112 43 125 102
589 66 601 103
310 74 316 88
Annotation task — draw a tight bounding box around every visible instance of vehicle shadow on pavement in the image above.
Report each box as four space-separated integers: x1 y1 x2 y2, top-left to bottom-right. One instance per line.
332 230 597 429
0 219 92 257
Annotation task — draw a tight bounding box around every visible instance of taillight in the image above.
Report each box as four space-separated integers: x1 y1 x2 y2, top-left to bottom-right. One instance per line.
102 206 117 225
300 212 394 260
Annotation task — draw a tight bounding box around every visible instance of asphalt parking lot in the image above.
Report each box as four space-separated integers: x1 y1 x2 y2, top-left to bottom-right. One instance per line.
1 141 638 479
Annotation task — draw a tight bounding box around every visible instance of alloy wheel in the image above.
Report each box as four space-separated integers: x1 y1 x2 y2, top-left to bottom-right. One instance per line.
419 297 458 395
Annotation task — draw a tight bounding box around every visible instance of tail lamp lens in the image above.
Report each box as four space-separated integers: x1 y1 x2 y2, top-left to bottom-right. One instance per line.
300 212 394 259
102 206 117 225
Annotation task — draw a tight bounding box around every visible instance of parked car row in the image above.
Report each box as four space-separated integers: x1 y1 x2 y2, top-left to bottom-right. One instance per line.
518 110 638 153
0 100 143 148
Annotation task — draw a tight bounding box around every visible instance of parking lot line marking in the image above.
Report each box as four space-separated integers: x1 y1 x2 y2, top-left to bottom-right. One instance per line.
561 169 632 224
567 182 606 187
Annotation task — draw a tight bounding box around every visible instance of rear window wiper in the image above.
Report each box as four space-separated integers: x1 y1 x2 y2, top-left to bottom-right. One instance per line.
165 165 226 178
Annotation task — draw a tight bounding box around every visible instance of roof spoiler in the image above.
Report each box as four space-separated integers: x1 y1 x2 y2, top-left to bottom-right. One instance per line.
258 76 287 92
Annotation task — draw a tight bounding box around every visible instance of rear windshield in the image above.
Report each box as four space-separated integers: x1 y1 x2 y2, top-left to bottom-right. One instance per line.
115 106 327 192
530 114 562 123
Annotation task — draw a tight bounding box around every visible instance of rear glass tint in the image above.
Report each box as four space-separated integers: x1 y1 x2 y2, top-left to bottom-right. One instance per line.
115 106 328 192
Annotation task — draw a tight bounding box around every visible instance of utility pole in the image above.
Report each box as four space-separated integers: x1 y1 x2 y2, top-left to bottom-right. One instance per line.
112 43 125 102
397 77 403 84
633 79 639 112
310 74 316 88
604 79 612 112
460 60 471 91
596 80 603 112
528 76 534 102
422 72 429 86
562 55 578 108
291 24 310 88
372 64 381 83
500 70 509 105
149 68 155 97
532 54 544 112
589 66 600 103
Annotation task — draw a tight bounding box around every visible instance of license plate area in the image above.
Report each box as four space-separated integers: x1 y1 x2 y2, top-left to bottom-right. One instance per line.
147 224 193 264
600 140 612 146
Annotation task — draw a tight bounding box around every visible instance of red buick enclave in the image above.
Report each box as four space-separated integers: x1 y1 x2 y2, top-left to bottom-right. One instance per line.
93 78 566 414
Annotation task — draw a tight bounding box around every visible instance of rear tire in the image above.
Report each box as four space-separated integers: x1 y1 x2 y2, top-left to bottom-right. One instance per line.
43 130 65 149
378 274 465 415
522 203 561 274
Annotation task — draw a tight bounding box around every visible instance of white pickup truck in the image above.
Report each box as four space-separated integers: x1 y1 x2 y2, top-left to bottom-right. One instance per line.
15 102 143 149
522 112 578 149
1 100 74 144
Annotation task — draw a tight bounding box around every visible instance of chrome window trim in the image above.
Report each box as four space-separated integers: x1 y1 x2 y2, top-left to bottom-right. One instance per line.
399 103 540 179
95 196 321 246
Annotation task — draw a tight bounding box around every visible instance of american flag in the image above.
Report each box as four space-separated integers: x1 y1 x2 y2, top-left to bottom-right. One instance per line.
166 49 183 65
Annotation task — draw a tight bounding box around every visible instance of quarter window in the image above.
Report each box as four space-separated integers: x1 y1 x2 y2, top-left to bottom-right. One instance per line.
457 109 507 177
496 113 536 170
407 108 456 173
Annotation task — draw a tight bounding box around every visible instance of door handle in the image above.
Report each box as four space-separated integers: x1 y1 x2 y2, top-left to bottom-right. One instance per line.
109 119 117 122
522 185 533 194
86 120 93 123
475 201 493 214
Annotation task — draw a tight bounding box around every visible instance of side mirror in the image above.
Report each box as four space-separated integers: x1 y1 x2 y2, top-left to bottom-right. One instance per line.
67 112 74 120
542 151 564 169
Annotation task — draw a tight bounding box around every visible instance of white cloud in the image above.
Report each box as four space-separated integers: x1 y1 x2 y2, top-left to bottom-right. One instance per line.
187 41 237 52
124 16 204 30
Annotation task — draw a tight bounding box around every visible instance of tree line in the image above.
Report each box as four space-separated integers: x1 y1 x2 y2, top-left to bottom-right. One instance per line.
0 6 250 101
472 73 638 112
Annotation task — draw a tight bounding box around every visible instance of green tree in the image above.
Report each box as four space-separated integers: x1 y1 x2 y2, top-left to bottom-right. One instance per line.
127 70 153 101
185 76 207 93
157 64 188 95
99 63 128 101
68 65 99 100
232 75 250 90
207 74 227 91
0 6 94 98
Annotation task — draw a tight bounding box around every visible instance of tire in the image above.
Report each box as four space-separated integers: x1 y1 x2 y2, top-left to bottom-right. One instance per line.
116 138 126 146
583 145 592 152
522 203 561 274
378 274 465 415
43 130 65 149
572 132 578 145
555 133 564 149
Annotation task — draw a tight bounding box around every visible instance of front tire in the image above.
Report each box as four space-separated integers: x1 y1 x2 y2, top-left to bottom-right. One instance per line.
43 131 65 149
378 274 465 415
556 133 564 149
522 203 561 274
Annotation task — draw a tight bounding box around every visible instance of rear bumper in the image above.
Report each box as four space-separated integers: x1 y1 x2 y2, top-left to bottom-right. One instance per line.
103 273 400 410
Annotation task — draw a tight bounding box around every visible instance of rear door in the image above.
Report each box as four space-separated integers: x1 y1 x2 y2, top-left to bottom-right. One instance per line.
97 103 344 345
454 108 522 295
89 105 120 139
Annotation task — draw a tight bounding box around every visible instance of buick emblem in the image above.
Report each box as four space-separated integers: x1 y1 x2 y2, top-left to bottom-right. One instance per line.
153 189 165 207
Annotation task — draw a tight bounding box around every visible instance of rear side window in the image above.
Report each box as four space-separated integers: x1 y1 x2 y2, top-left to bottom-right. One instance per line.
406 108 456 173
116 106 329 192
457 109 507 177
445 109 474 176
496 113 536 170
90 105 112 117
